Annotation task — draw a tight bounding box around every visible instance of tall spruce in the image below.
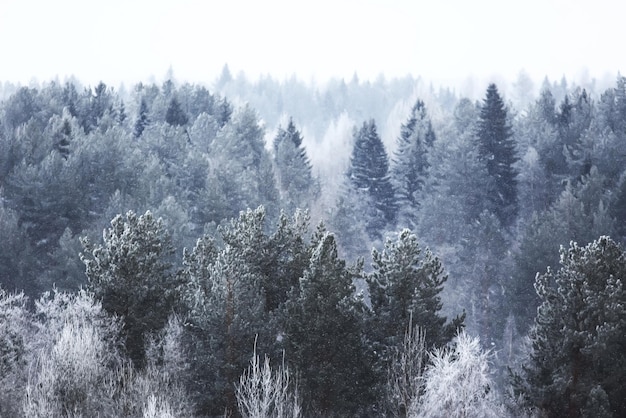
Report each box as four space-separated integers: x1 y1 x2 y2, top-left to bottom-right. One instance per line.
476 83 518 227
392 100 436 230
273 118 319 212
347 119 397 238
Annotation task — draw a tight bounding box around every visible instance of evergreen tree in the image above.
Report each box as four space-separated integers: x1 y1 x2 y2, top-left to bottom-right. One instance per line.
367 229 464 411
80 210 178 367
391 100 436 230
476 83 518 227
274 118 320 212
134 98 149 138
273 118 319 212
516 237 626 417
282 227 375 415
165 96 189 127
347 119 397 238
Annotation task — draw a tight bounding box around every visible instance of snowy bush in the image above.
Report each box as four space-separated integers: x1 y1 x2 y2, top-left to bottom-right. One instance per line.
411 331 507 418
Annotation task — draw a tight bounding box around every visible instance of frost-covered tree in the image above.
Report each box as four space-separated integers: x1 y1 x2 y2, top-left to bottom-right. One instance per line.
510 167 615 331
23 290 123 417
165 96 189 127
181 209 271 415
273 118 319 212
386 319 426 417
476 83 518 227
516 236 626 417
347 119 397 238
391 100 436 230
412 331 506 418
0 289 31 417
80 210 179 367
368 229 463 361
134 98 150 138
236 343 301 418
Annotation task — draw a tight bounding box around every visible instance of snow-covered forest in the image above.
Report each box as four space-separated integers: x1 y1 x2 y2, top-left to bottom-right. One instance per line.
1 71 626 417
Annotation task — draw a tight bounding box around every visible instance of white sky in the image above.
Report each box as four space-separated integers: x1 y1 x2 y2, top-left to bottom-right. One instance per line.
0 0 623 87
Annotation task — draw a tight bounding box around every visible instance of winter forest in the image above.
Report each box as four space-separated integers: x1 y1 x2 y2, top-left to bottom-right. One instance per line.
1 69 626 417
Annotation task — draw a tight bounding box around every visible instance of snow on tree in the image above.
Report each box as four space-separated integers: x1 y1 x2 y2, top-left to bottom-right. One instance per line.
347 119 397 238
236 341 301 418
411 331 506 418
391 100 436 230
272 118 319 213
516 236 626 417
80 210 179 368
476 83 519 227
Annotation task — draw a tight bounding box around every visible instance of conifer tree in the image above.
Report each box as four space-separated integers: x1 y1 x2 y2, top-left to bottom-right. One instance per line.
367 229 464 405
476 84 518 227
165 96 189 127
273 118 319 212
516 236 626 417
134 98 149 138
391 100 435 230
282 227 375 415
347 119 397 238
80 210 178 367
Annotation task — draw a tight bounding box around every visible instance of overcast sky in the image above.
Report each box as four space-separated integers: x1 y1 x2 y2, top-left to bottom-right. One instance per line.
0 0 622 88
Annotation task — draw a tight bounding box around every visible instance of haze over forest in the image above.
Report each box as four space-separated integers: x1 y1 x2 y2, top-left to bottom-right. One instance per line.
1 0 626 417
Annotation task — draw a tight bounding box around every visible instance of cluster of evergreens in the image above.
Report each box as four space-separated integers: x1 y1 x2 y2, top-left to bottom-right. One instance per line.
0 73 625 416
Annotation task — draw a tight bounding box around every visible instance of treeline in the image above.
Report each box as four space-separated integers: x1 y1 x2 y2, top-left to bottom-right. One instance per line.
0 74 626 416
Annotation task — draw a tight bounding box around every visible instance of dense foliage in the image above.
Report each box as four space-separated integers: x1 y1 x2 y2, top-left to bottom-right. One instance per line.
1 72 625 416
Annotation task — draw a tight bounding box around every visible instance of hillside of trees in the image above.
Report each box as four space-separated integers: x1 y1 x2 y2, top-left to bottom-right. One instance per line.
1 71 626 416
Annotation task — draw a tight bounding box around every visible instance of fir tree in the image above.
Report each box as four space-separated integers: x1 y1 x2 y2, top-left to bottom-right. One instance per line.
476 83 518 227
165 96 189 127
134 98 149 138
347 119 397 238
391 100 436 230
273 118 319 212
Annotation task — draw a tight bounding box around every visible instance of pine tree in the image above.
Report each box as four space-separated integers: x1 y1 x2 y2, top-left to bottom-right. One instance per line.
516 236 626 416
391 100 436 230
347 119 397 238
367 229 464 408
282 227 375 415
80 211 178 367
476 84 518 227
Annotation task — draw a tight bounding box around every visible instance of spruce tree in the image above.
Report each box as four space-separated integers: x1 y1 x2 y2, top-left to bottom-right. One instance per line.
516 236 626 416
273 118 319 212
133 98 149 138
282 226 375 415
476 83 518 227
165 96 189 127
347 119 397 238
391 100 436 230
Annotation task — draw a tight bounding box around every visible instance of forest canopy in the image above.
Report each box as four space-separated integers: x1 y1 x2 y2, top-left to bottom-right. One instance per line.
1 72 625 416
